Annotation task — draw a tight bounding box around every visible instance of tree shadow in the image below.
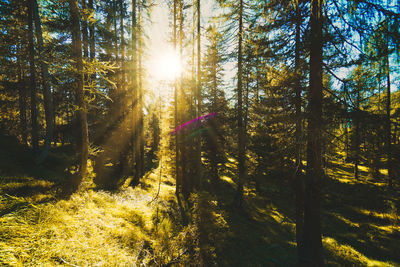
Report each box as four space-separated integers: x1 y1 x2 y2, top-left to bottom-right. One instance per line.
322 170 400 265
209 164 296 266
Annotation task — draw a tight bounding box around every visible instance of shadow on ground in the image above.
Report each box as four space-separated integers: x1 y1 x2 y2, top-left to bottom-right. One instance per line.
209 158 399 266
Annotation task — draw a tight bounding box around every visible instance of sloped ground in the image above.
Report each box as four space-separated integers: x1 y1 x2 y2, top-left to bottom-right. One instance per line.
1 137 399 266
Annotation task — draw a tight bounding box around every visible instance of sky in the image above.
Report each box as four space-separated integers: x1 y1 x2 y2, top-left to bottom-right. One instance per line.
144 0 239 102
144 0 227 94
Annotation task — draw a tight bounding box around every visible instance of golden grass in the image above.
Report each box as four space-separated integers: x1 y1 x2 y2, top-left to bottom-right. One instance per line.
324 237 396 267
0 190 150 266
0 161 184 266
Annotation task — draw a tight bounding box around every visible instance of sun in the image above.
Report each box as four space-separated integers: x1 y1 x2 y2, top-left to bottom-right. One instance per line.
150 48 182 82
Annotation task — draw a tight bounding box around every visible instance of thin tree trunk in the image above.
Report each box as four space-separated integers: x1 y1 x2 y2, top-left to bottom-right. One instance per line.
211 38 218 188
195 0 202 190
386 34 392 188
179 0 189 199
33 0 54 163
17 41 27 145
119 0 125 91
88 0 96 83
69 0 89 181
82 0 89 59
27 0 38 153
174 0 187 224
138 5 144 179
131 0 138 184
354 88 360 180
294 1 304 261
234 0 245 208
174 0 180 200
300 0 324 265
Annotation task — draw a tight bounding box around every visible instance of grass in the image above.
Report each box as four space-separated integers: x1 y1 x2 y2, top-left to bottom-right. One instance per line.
1 136 400 266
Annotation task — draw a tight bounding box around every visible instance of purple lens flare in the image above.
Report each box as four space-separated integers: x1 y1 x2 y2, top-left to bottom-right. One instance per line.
171 112 217 134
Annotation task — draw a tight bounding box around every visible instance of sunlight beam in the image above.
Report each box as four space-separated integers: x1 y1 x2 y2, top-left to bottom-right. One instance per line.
149 47 182 82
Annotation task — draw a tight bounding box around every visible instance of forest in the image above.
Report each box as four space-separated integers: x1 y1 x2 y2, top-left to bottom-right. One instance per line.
0 0 400 266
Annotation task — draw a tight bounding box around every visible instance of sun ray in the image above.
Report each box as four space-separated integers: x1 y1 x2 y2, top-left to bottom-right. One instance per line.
149 47 182 82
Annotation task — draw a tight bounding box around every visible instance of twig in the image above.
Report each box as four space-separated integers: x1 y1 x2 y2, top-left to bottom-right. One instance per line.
58 257 80 267
148 157 163 205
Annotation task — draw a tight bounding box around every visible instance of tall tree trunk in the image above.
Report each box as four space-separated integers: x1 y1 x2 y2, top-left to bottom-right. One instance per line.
234 0 245 208
173 0 187 224
294 1 304 261
27 0 38 153
385 33 392 188
195 0 202 190
88 0 96 83
69 0 89 181
179 0 189 199
344 83 349 158
211 39 218 189
33 0 54 163
301 0 324 265
138 5 144 179
119 0 125 91
82 0 89 59
354 87 360 180
174 0 180 199
17 41 27 145
130 0 138 184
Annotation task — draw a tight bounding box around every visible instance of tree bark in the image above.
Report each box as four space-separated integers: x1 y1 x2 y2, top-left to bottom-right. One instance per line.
354 87 360 180
174 0 180 198
82 0 89 59
33 0 54 163
195 0 202 190
138 5 145 179
69 0 89 180
88 0 96 84
27 0 38 153
234 0 245 208
130 0 138 185
179 0 189 199
301 0 324 265
385 30 392 188
294 1 304 261
119 0 125 91
17 41 27 146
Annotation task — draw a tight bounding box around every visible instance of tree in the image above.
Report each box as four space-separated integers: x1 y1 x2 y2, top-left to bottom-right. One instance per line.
32 0 54 163
69 0 89 182
202 25 227 191
27 0 39 153
234 0 245 208
301 0 324 265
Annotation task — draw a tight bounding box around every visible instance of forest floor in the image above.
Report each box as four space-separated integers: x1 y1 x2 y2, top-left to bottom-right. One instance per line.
0 137 399 266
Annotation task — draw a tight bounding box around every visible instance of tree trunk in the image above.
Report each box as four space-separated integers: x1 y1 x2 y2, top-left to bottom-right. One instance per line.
195 0 202 190
174 0 181 199
33 0 54 163
27 0 38 153
294 1 304 262
119 0 125 91
82 0 89 59
88 0 96 84
69 0 89 181
301 0 324 265
211 38 219 189
234 0 245 208
179 0 189 199
130 0 138 185
386 35 392 188
17 41 28 146
138 5 145 179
